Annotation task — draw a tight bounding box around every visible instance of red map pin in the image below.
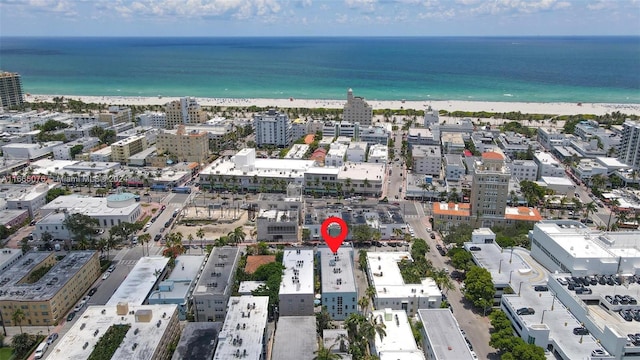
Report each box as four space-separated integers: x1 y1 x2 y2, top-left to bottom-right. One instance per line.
321 216 348 253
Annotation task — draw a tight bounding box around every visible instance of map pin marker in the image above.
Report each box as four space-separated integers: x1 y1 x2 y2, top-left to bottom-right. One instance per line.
321 216 348 253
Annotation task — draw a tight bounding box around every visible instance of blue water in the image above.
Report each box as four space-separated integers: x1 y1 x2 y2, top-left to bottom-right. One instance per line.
0 36 639 103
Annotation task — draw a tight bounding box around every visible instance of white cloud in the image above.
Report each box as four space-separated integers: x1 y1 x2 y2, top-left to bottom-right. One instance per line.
100 0 282 20
345 0 377 11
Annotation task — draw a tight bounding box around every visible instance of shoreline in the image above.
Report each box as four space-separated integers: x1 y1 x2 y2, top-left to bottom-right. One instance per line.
25 94 640 116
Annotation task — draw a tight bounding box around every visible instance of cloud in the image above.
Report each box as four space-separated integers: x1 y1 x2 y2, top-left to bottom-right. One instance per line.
345 0 377 11
96 0 282 20
0 0 78 16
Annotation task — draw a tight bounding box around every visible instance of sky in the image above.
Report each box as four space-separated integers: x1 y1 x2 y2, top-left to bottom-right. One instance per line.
0 0 639 37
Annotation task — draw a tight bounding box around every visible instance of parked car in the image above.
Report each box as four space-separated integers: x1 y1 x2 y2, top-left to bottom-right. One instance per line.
73 303 84 312
573 327 589 335
430 233 436 239
102 272 111 280
557 278 568 286
34 342 48 359
46 332 59 345
592 349 606 356
534 285 548 292
66 311 76 322
107 264 116 272
516 307 535 315
88 287 98 296
469 246 481 251
154 234 162 242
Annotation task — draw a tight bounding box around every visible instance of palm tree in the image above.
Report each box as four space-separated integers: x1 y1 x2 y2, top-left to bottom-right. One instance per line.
196 227 205 250
584 201 598 222
228 226 246 246
12 309 25 333
431 268 454 294
76 237 90 250
187 234 194 254
607 198 621 231
392 228 403 240
313 341 342 360
358 296 370 314
138 233 151 257
365 286 376 301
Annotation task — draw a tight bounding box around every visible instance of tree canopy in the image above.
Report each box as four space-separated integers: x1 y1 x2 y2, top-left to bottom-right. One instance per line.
463 266 495 309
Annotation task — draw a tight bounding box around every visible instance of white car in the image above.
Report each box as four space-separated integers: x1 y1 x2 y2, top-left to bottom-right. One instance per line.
73 303 84 312
102 272 111 280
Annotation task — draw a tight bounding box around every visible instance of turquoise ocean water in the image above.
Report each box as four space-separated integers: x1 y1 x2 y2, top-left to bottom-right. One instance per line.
0 36 638 103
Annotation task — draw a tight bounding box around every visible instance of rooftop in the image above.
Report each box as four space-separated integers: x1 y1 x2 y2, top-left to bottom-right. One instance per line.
106 257 170 306
482 151 504 160
367 252 441 299
0 251 96 302
371 308 425 359
337 162 385 182
47 304 179 360
193 246 240 296
171 322 221 360
271 316 317 360
280 249 314 295
244 255 276 274
504 207 542 221
214 296 269 360
319 247 357 294
148 255 204 302
541 176 575 186
41 194 140 217
432 202 471 217
305 204 404 226
418 309 475 360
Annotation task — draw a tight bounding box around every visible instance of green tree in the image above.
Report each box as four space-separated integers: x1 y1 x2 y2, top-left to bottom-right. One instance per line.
69 144 84 159
350 224 372 246
196 227 206 249
11 333 35 359
449 248 473 271
64 213 99 248
463 266 495 311
314 341 342 360
227 226 246 246
316 307 334 336
138 233 151 257
443 224 473 246
12 308 25 333
46 188 70 203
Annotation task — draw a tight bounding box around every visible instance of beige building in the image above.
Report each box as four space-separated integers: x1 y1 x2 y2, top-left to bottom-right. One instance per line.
98 106 132 126
165 97 207 129
156 125 209 163
111 135 148 163
470 152 511 224
343 88 373 125
0 251 100 327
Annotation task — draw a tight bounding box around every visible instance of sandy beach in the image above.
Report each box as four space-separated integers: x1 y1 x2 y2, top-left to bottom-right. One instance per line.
26 94 640 116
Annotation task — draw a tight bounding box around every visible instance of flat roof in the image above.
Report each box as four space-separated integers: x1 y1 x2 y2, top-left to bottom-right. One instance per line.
319 247 357 294
193 246 240 296
41 194 140 217
465 242 536 287
238 281 266 294
148 255 204 302
214 296 269 360
47 304 178 360
541 176 575 186
367 252 441 298
504 207 542 221
271 316 317 360
337 162 385 182
280 249 314 296
0 248 22 273
432 202 471 216
200 156 316 179
171 322 221 360
418 309 475 360
0 183 55 202
533 222 614 259
129 146 157 160
106 257 169 306
371 309 424 358
0 251 96 302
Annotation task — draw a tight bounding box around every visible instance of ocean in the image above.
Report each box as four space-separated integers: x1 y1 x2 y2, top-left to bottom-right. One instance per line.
0 36 639 103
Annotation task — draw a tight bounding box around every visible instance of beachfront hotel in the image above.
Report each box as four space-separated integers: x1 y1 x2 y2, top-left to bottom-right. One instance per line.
254 109 293 147
619 119 640 169
164 97 207 128
0 71 24 109
343 88 373 125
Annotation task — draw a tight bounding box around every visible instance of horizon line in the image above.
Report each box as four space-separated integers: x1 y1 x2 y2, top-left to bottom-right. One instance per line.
2 34 639 39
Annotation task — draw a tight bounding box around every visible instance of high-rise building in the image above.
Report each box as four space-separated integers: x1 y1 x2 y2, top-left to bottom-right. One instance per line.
156 125 209 163
619 119 640 169
164 97 207 129
0 71 24 109
470 152 511 224
343 88 373 125
254 109 292 147
110 135 148 163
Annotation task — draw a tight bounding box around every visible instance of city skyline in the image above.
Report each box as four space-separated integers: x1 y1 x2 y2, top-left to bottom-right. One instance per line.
0 0 639 37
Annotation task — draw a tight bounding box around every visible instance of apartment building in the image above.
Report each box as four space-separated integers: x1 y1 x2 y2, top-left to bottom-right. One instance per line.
346 142 368 162
470 152 511 221
0 71 24 108
319 247 358 320
326 143 348 167
138 111 167 128
98 106 132 126
256 209 298 242
343 88 373 125
214 296 269 360
279 249 314 316
110 135 147 163
156 125 208 163
619 119 640 169
412 145 441 176
533 152 565 179
165 97 207 128
254 109 292 147
192 246 240 322
508 160 538 181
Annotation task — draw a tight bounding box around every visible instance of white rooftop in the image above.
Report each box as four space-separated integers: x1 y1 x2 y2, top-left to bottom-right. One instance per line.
319 247 357 294
280 249 314 296
367 252 441 298
371 308 425 359
47 304 178 360
214 296 269 360
337 162 385 182
106 257 169 306
534 222 614 259
201 156 316 179
418 309 475 360
41 194 140 217
541 176 575 186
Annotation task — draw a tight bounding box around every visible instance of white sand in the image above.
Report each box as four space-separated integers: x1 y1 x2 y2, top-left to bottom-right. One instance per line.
26 94 640 116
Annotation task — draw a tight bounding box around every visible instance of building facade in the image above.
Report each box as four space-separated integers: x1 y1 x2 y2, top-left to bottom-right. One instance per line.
470 152 511 222
255 109 292 147
110 135 148 163
343 89 373 125
165 97 207 129
156 125 209 163
412 145 442 176
0 71 24 109
192 246 241 322
279 249 315 316
619 120 640 169
319 247 358 321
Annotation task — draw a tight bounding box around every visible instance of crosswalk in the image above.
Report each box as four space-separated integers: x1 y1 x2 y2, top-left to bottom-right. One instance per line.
118 260 138 266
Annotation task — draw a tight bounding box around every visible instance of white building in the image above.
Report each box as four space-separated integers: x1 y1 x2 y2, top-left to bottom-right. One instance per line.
471 228 496 244
530 220 640 276
407 128 438 147
279 249 315 316
34 193 142 240
319 247 358 320
444 154 465 181
359 125 389 145
214 296 269 360
254 109 292 147
338 162 385 197
326 143 348 167
271 316 318 360
423 106 439 127
290 118 308 141
366 252 441 316
533 152 565 179
47 304 180 360
2 142 60 160
343 88 373 125
2 183 59 218
192 246 241 322
418 309 475 360
537 127 569 150
573 158 608 183
138 111 167 128
539 176 576 197
367 144 388 164
89 146 112 162
371 308 425 360
284 144 309 159
619 119 640 169
256 209 298 242
52 137 100 160
346 142 368 162
508 159 538 182
412 145 441 176
106 257 170 306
